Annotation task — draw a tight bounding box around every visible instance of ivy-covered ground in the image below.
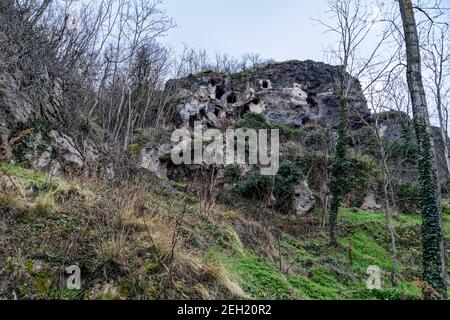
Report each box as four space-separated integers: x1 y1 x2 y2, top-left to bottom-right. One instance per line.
205 208 450 300
1 163 449 300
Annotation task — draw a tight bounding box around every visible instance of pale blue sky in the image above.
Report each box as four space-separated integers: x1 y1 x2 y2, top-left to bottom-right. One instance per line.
162 0 335 62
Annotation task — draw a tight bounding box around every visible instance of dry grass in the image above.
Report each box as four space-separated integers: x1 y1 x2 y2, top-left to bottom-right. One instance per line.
0 164 288 300
29 193 55 216
203 260 250 299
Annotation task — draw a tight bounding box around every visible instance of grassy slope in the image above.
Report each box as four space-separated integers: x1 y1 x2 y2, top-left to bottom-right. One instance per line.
204 209 442 300
1 163 449 300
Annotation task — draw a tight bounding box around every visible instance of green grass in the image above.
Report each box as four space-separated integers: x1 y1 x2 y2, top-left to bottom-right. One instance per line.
287 274 340 300
201 206 439 300
1 162 92 199
1 163 61 196
2 163 49 183
342 232 392 271
2 163 449 300
206 247 294 300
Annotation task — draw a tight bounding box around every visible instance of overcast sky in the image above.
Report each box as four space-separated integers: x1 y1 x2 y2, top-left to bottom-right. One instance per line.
160 0 450 125
162 0 336 63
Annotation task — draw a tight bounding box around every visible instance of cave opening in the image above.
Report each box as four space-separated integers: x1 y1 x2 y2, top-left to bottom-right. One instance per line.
307 93 318 108
215 86 225 100
189 113 201 128
262 80 269 89
166 161 193 182
227 93 237 104
240 105 251 118
302 115 311 126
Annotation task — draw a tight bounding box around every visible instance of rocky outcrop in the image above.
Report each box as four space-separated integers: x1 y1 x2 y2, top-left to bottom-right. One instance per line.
136 60 369 214
139 143 173 180
142 60 450 212
294 183 316 215
165 60 369 131
361 193 382 212
372 110 450 183
0 69 109 177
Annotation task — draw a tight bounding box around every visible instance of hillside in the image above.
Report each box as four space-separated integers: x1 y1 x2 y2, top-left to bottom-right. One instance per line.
1 163 449 299
1 1 449 301
1 57 450 300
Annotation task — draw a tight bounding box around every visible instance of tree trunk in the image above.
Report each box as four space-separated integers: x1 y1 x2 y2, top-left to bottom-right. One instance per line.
328 95 348 247
382 156 398 286
375 117 399 286
436 93 450 178
398 0 447 300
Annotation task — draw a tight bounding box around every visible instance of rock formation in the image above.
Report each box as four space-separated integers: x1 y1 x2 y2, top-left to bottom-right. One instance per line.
132 60 371 215
164 60 369 130
131 60 449 214
2 57 449 214
0 69 111 177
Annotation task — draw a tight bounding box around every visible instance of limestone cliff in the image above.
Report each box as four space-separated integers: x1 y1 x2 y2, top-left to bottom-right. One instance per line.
164 60 369 130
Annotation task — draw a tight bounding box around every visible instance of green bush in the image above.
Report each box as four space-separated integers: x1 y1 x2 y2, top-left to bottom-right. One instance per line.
232 160 304 213
272 124 302 141
345 154 381 208
353 126 378 155
296 150 324 171
236 113 302 141
235 113 270 130
11 117 53 166
349 194 365 208
127 144 142 155
233 168 272 200
296 150 328 192
385 122 419 165
347 154 381 191
394 182 421 214
298 125 330 149
276 160 304 184
274 161 305 212
224 165 242 184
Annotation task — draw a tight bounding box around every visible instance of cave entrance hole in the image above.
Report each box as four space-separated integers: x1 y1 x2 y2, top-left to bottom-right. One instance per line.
227 93 237 104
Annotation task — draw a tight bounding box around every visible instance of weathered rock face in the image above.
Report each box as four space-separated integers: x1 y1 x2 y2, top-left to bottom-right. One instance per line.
372 110 450 183
145 60 450 212
294 183 316 215
165 60 369 131
0 70 108 177
139 143 173 180
140 60 370 214
361 193 382 212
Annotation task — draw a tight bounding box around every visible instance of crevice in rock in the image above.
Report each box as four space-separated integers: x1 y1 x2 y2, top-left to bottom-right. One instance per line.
240 105 251 118
302 115 311 126
252 98 260 105
227 92 237 104
215 86 225 100
189 113 201 128
166 161 193 182
307 92 318 109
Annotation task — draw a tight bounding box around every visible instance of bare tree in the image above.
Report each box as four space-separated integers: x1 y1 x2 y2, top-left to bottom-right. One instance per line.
423 23 450 179
318 0 392 246
240 52 266 71
398 0 447 300
361 72 402 285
